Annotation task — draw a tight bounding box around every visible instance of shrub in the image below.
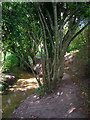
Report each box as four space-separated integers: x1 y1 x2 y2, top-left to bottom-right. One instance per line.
36 87 49 97
67 27 87 53
2 54 18 73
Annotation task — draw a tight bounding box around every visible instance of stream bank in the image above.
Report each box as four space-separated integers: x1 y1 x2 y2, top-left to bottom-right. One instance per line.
9 50 88 118
1 70 38 118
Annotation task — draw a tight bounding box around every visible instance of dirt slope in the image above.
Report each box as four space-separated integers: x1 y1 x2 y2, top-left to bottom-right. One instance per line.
10 73 88 119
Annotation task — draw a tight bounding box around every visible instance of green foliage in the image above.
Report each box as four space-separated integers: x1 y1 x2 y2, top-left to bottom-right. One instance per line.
2 2 40 72
28 56 33 66
36 87 45 97
19 60 24 70
2 2 89 92
2 54 18 73
36 52 40 57
0 84 3 91
36 87 48 97
88 100 90 104
67 27 88 53
77 45 88 61
67 41 85 53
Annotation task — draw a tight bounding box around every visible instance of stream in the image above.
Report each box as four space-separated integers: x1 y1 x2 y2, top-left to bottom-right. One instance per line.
0 52 41 118
1 70 39 118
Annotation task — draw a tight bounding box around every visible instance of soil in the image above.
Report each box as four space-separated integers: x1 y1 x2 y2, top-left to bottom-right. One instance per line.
10 73 88 118
65 50 89 93
9 50 89 119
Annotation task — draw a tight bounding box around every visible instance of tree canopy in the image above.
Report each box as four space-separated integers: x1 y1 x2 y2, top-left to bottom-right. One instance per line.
2 2 89 93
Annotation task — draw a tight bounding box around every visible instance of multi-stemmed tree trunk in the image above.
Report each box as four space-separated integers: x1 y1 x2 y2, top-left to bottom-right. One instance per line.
30 2 89 93
2 2 89 93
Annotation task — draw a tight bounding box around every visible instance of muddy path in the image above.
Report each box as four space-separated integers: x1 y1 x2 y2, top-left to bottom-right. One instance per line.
2 50 89 119
10 73 88 118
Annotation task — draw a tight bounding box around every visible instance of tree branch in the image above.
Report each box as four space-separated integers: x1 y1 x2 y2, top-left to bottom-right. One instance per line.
37 4 55 50
70 22 89 42
46 9 53 31
59 4 87 33
38 9 51 89
63 22 89 56
63 16 81 46
59 5 81 32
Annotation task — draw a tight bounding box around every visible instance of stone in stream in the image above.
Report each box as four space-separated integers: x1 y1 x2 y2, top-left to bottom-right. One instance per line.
20 82 24 86
23 93 26 96
14 93 16 97
8 98 11 104
25 89 27 92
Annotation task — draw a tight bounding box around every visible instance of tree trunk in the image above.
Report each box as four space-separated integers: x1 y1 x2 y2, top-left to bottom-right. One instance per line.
3 51 6 62
16 56 21 67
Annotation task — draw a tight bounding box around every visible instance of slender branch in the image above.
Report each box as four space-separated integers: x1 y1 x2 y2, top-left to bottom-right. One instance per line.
63 22 89 56
58 5 87 33
63 17 81 46
70 22 89 42
38 10 51 89
52 2 59 84
59 6 80 32
46 9 53 31
26 24 41 56
59 7 63 52
37 4 55 50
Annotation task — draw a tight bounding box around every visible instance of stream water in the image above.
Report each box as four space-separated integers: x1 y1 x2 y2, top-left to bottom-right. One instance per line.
2 70 39 118
0 52 40 118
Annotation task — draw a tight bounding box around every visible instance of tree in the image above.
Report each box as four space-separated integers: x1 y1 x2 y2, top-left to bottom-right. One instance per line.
31 2 89 92
2 2 89 93
2 2 40 70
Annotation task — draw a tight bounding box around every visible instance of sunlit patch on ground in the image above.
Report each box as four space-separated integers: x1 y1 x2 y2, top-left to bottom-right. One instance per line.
65 107 76 117
9 77 39 92
64 67 70 70
2 71 40 118
64 50 79 64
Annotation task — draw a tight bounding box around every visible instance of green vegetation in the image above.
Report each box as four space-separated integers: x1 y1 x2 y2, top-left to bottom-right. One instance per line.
2 54 18 73
1 2 89 94
67 27 88 53
36 86 49 97
1 2 89 119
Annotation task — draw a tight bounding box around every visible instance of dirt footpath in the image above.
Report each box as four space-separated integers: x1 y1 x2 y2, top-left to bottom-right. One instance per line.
10 73 88 119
